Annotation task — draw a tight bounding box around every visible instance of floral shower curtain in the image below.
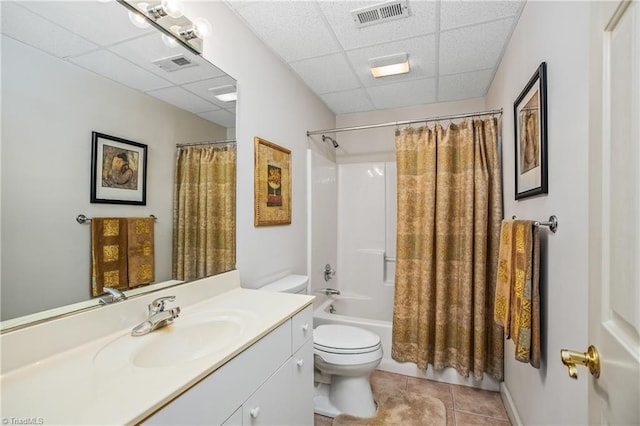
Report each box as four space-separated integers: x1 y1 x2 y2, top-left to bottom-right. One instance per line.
173 144 236 281
391 118 504 381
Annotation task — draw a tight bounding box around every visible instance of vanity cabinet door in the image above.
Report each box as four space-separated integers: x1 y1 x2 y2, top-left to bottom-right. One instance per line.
242 360 293 426
242 329 314 426
289 339 314 426
221 407 242 426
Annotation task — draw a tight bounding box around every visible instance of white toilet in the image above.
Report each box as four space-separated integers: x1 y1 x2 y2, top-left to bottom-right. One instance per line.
257 275 383 419
313 324 382 418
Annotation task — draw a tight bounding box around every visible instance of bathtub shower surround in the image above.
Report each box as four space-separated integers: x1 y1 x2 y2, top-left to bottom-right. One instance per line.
392 117 504 381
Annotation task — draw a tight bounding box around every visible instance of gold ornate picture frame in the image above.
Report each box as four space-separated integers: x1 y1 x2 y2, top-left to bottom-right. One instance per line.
254 136 291 226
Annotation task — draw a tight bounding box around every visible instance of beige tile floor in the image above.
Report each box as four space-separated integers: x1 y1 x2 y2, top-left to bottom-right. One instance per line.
314 370 511 426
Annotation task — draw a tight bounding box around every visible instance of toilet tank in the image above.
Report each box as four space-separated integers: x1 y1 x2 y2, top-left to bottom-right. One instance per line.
260 274 308 294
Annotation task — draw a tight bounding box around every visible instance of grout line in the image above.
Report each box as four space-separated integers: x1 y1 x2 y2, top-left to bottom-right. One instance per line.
454 409 510 422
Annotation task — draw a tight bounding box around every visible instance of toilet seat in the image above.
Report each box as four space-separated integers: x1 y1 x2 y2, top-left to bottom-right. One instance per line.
313 325 383 365
314 324 381 351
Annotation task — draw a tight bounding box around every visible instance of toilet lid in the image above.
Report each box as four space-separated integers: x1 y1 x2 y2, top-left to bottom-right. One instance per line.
314 324 381 353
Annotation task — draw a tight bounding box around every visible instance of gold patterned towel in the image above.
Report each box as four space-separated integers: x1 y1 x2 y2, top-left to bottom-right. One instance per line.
494 219 540 368
494 220 514 331
91 218 128 296
127 217 155 287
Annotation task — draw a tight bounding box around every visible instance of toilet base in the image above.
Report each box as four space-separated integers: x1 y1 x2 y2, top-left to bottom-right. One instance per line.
314 383 339 418
313 376 378 418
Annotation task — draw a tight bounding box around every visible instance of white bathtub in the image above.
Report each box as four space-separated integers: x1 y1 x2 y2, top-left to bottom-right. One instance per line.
313 296 500 391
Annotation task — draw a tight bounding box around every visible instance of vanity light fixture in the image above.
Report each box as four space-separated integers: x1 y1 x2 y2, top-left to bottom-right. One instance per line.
209 85 237 102
119 0 208 54
144 0 183 20
170 17 212 41
369 52 410 78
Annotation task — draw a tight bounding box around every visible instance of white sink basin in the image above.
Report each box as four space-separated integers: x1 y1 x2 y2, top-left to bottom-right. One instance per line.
93 309 258 369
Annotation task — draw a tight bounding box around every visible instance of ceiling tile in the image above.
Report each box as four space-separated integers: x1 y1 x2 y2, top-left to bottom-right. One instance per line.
319 1 436 50
146 86 219 114
439 17 515 75
346 34 436 87
290 53 361 94
182 75 238 109
225 1 524 115
367 78 436 110
197 110 236 129
110 33 224 85
70 50 171 92
438 69 495 102
18 1 152 46
1 2 97 58
321 89 375 115
232 1 341 62
440 0 524 31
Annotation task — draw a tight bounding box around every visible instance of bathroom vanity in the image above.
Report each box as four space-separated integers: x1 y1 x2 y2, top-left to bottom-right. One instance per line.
0 271 314 425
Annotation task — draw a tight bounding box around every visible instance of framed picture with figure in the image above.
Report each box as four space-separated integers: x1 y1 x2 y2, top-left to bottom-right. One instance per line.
514 62 548 200
254 136 291 226
91 131 148 205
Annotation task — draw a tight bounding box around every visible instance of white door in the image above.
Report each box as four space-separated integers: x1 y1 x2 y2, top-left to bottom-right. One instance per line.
585 1 640 424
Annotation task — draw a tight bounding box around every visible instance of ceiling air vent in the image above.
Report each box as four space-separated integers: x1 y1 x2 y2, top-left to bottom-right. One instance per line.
351 0 409 28
152 54 198 72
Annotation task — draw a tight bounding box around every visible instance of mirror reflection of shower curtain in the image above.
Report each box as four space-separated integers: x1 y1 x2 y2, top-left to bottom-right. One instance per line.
172 144 236 281
391 118 504 381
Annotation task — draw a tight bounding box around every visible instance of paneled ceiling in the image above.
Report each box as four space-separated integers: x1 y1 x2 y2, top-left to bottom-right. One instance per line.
225 0 525 115
1 1 237 129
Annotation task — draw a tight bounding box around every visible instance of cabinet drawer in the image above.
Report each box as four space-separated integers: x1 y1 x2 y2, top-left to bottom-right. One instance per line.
291 305 313 353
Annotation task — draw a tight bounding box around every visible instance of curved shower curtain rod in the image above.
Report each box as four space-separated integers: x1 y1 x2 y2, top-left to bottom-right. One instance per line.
306 108 503 136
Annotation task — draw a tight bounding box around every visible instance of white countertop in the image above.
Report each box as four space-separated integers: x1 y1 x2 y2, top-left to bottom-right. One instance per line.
0 274 313 425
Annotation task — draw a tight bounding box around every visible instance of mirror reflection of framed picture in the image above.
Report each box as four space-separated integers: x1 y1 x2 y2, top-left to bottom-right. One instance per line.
254 136 291 226
514 62 548 200
91 132 148 205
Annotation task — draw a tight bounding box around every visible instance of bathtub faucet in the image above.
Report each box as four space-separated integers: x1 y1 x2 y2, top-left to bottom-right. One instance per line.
324 264 336 282
318 288 341 296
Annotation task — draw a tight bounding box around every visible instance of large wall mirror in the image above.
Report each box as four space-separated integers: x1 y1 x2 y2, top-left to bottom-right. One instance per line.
0 1 237 326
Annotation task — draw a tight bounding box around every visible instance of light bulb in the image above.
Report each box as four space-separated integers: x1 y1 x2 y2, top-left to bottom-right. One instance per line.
161 0 183 18
192 17 212 38
161 33 178 48
128 10 150 28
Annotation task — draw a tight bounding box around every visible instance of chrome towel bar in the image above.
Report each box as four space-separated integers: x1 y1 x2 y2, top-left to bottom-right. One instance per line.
76 214 157 224
512 215 558 233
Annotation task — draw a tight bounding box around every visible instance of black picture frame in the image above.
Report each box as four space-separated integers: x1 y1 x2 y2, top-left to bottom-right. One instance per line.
91 132 147 205
514 62 548 200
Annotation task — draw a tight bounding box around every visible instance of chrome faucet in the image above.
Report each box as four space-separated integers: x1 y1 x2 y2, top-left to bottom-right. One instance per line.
324 264 336 282
131 296 180 337
99 287 128 305
318 288 341 296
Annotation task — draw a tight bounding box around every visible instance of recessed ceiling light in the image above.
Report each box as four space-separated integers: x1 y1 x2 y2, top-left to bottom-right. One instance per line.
209 85 237 102
369 52 410 78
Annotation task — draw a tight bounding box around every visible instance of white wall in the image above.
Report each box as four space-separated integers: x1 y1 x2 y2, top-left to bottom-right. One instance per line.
485 2 590 424
1 36 226 320
183 3 336 288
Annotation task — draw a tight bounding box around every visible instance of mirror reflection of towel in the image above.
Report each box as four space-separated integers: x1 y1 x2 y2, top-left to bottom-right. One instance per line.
91 217 155 296
494 219 541 368
127 217 155 286
91 218 128 296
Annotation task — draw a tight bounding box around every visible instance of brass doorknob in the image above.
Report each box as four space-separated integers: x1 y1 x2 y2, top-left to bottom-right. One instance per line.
560 345 600 379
